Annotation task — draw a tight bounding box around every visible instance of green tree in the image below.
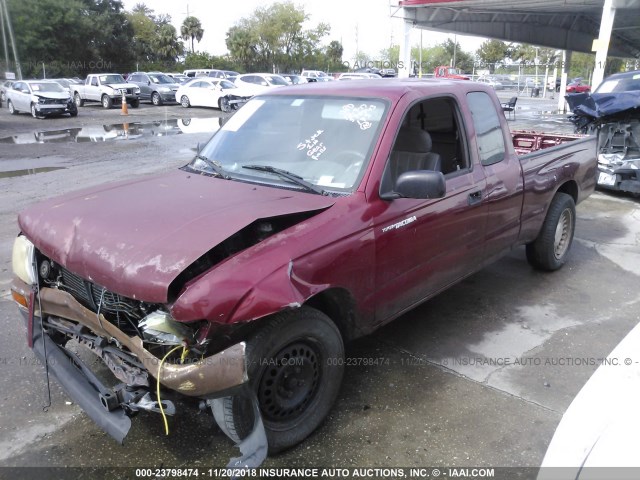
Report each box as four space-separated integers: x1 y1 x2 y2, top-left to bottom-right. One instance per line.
7 0 135 76
181 16 204 53
442 38 474 72
327 41 344 63
225 1 330 72
226 26 258 71
476 39 509 73
154 24 183 62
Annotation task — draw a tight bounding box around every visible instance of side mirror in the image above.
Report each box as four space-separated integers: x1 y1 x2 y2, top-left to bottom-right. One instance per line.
381 170 446 200
147 80 151 86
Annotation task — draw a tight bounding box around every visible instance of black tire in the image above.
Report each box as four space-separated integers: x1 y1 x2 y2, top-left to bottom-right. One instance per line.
74 92 84 107
69 108 78 117
211 307 344 453
101 94 113 109
129 98 140 108
219 96 231 113
8 100 17 115
526 192 576 271
180 95 190 108
151 92 162 106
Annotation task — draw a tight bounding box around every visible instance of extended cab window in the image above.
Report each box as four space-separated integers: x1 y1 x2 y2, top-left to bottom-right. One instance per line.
381 96 468 196
467 92 505 166
193 96 388 194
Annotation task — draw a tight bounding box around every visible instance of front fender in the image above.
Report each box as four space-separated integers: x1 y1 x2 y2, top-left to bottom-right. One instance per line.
170 259 325 325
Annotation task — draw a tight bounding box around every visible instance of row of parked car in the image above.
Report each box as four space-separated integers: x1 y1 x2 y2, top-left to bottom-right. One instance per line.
0 67 398 118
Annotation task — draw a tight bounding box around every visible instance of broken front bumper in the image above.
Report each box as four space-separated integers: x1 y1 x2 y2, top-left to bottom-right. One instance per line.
12 278 248 443
597 155 640 194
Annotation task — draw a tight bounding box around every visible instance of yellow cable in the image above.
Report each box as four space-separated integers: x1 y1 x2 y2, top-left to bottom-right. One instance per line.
157 345 183 436
180 346 188 364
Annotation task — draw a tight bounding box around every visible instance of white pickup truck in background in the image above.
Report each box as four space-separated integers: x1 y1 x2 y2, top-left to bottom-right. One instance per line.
72 74 140 109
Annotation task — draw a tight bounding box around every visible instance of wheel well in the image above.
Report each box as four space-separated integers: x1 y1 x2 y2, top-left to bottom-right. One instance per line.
304 288 361 341
556 180 578 203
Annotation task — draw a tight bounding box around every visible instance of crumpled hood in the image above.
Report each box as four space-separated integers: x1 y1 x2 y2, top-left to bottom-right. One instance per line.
18 169 335 303
34 92 70 100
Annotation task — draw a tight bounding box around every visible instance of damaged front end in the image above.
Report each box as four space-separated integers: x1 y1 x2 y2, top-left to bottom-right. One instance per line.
567 92 640 195
596 121 640 194
10 235 267 467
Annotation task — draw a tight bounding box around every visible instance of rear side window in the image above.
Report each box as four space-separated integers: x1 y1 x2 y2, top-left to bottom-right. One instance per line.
467 92 505 166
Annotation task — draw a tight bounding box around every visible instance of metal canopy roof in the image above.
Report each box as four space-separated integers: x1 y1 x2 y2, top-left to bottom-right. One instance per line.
398 0 640 58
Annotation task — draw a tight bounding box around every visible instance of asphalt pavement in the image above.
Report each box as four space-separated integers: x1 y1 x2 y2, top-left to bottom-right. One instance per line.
0 91 638 476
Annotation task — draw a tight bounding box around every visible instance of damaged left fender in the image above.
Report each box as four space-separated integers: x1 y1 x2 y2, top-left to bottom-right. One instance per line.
171 258 330 325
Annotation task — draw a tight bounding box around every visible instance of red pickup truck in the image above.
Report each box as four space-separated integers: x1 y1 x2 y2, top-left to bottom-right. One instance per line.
11 79 596 466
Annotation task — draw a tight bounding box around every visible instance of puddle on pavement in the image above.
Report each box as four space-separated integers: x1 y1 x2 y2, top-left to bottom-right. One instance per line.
0 117 223 144
0 166 66 178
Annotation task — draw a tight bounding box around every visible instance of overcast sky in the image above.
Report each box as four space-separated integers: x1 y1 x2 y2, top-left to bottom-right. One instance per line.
123 0 482 62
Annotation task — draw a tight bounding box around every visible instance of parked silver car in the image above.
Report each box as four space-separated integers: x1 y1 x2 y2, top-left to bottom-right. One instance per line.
7 80 77 118
126 72 181 106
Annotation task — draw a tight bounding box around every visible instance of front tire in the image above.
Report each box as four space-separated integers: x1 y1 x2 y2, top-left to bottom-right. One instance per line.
101 94 113 109
211 307 344 453
180 95 190 108
151 92 162 106
526 192 576 271
8 100 17 115
219 96 231 113
74 92 84 107
129 98 140 108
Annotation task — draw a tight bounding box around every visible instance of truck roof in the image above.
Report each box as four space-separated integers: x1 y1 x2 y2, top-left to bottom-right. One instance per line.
265 78 487 101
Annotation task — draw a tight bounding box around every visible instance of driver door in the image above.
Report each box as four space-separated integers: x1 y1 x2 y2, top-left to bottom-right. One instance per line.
372 96 488 325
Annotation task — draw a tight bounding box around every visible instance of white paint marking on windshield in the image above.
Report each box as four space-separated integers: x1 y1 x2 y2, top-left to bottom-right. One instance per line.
297 129 326 160
341 103 377 130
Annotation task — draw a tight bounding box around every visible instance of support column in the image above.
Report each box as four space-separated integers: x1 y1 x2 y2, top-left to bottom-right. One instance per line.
557 51 572 113
591 0 616 91
399 16 412 79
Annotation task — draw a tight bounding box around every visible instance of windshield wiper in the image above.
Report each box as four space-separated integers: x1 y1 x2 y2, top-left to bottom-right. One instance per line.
242 164 326 195
194 154 230 179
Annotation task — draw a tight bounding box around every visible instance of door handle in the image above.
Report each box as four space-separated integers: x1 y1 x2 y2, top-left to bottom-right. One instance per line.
468 191 482 205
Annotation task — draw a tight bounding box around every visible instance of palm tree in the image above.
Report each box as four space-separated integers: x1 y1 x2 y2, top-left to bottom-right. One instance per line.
155 24 183 61
181 16 204 53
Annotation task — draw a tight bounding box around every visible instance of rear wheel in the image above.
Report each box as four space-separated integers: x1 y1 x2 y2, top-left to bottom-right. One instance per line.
74 92 84 107
8 100 17 115
180 95 190 108
526 192 576 271
101 94 113 109
211 307 344 453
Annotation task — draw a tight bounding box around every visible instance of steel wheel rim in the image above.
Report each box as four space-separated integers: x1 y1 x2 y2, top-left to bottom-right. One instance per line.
258 341 321 424
554 208 572 259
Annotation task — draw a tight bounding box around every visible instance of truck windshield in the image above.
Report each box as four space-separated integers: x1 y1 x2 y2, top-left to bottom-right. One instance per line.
99 74 126 84
193 96 388 193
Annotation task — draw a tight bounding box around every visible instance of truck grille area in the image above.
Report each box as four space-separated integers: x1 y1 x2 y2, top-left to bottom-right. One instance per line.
39 256 157 337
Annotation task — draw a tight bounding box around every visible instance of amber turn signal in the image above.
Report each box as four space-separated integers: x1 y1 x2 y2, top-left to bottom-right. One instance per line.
11 289 29 309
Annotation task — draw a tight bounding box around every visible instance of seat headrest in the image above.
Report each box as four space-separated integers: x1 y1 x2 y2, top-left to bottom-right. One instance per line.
394 127 433 153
